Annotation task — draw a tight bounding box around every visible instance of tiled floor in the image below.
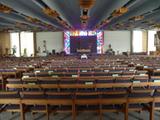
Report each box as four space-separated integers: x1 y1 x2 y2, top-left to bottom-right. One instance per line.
1 111 160 120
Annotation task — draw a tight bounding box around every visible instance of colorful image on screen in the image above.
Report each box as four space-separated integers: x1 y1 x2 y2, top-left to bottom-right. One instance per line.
64 31 104 54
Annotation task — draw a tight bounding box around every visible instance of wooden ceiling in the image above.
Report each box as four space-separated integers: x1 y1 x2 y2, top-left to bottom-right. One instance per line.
0 0 160 32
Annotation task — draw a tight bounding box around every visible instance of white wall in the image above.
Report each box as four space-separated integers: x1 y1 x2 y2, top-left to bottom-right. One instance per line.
103 31 131 54
36 31 131 54
36 32 63 53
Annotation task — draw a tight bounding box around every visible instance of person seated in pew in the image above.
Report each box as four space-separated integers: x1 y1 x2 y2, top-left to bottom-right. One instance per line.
105 44 115 55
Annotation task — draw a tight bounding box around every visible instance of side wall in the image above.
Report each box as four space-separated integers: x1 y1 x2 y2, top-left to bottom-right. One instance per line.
36 32 63 53
0 32 11 55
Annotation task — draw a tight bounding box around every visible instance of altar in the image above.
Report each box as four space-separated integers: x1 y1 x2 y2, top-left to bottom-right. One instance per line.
77 49 91 54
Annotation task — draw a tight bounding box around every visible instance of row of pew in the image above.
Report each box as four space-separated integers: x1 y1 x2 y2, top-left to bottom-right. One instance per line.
1 89 160 120
0 55 160 120
5 77 160 93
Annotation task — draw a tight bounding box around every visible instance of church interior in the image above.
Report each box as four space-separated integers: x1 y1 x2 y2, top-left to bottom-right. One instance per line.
0 0 160 120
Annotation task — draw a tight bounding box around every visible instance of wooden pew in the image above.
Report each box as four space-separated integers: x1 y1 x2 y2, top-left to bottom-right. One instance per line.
100 91 128 120
6 84 42 91
115 76 133 83
2 70 20 78
128 90 154 120
21 91 47 120
0 91 22 119
46 92 74 119
153 69 160 76
75 92 100 119
21 91 74 120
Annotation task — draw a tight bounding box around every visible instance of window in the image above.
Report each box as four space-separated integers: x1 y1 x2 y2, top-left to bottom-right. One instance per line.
10 33 20 57
10 32 34 57
148 30 156 53
132 30 143 52
20 32 34 57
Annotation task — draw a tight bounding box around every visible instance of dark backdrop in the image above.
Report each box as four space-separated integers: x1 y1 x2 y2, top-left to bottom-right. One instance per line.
70 36 97 53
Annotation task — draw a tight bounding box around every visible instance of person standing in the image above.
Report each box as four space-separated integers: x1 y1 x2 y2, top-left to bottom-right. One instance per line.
106 44 115 55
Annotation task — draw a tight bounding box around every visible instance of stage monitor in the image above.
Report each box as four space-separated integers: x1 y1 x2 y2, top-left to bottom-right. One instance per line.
64 31 104 54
